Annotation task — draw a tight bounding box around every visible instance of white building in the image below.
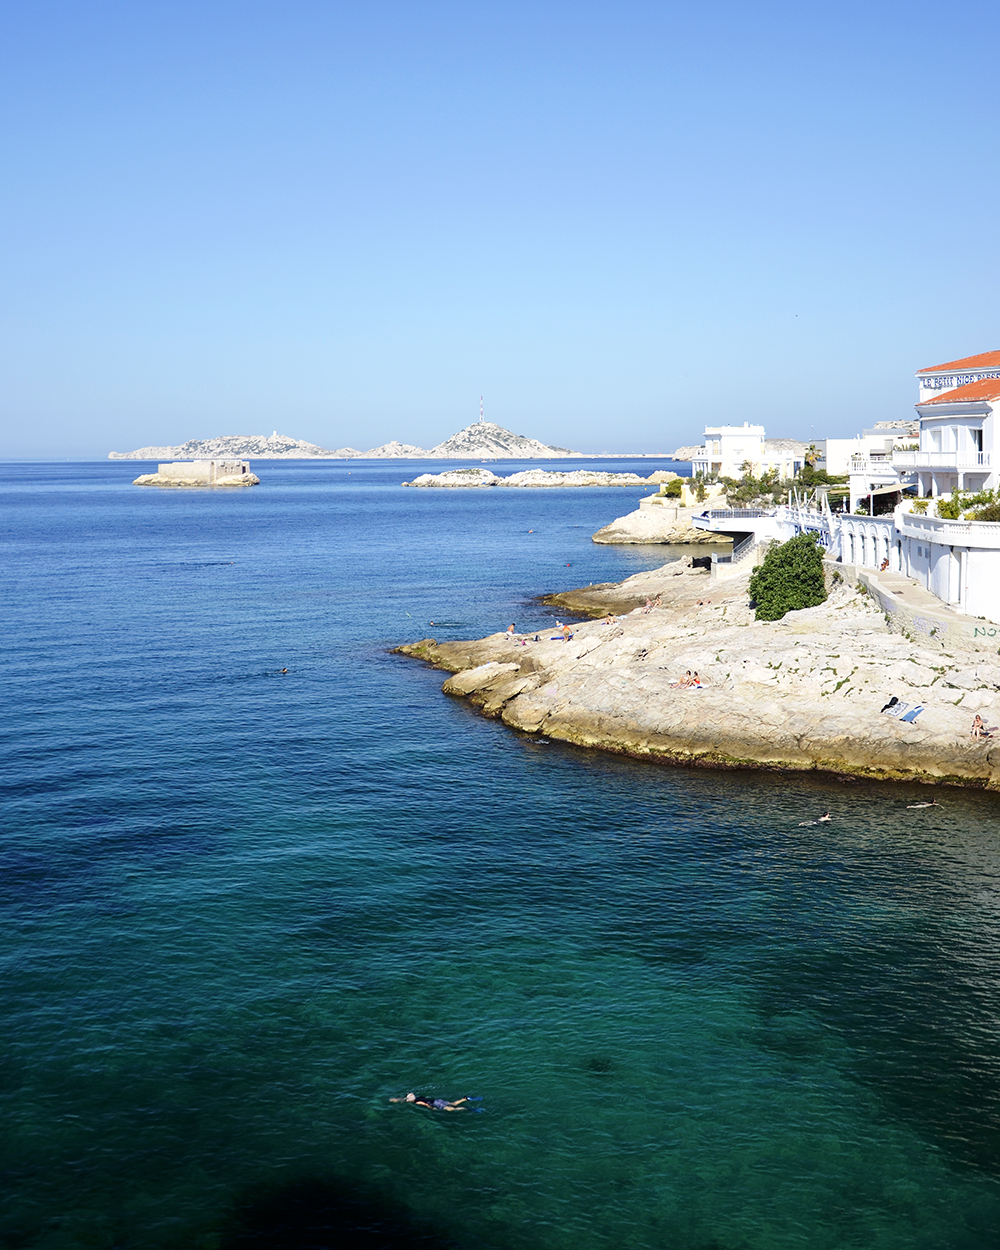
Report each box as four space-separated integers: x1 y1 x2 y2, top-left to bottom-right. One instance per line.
690 424 806 480
891 349 1000 498
818 423 917 475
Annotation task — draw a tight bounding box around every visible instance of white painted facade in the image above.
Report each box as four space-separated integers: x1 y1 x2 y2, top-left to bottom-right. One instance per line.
895 396 996 498
157 459 251 482
690 424 806 480
891 351 1000 499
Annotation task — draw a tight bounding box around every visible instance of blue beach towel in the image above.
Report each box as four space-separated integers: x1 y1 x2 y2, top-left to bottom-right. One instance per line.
900 705 924 723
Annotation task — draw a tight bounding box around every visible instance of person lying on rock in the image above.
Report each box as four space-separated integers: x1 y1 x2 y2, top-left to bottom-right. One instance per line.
671 671 694 688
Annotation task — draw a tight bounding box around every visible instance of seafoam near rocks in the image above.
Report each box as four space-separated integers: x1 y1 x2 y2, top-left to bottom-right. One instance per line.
398 562 1000 789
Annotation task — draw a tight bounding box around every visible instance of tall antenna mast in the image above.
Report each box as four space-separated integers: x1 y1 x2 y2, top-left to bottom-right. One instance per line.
480 395 484 424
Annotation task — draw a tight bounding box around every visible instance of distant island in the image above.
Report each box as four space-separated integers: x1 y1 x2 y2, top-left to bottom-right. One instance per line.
109 421 582 461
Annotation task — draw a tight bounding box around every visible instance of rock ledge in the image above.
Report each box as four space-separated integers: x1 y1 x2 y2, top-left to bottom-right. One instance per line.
396 564 1000 790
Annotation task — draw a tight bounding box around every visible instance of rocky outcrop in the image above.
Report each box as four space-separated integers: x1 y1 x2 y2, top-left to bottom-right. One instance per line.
396 564 1000 789
403 468 503 487
592 503 730 545
500 469 647 487
132 471 260 487
403 469 679 488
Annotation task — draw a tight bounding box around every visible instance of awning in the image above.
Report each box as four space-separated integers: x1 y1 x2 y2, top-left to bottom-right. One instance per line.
863 483 905 497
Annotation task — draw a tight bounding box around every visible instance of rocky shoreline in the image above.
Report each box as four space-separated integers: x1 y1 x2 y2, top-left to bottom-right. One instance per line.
396 562 1000 790
591 502 729 545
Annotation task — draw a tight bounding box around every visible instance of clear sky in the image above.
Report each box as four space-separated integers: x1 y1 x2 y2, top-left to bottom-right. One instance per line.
3 0 999 458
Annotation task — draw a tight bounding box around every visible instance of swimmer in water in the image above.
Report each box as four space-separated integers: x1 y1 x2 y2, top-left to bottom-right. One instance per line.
818 813 831 822
906 799 940 809
390 1093 471 1111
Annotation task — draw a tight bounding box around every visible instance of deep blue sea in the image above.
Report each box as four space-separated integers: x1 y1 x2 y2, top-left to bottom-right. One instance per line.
3 459 1000 1250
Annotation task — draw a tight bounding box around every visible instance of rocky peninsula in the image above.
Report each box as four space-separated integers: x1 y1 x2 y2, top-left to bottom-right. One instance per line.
397 562 1000 790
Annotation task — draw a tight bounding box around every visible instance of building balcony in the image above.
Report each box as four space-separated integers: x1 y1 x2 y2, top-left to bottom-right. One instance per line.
892 450 991 470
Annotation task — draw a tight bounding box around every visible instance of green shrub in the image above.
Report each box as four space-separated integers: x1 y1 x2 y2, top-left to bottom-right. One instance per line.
661 477 683 498
910 499 929 515
936 491 965 519
748 532 828 622
966 501 1000 522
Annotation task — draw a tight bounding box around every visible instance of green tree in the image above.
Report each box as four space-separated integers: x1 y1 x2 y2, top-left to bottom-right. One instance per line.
748 532 828 621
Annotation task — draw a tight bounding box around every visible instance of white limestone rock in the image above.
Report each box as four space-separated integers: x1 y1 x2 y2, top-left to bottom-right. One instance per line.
592 505 729 545
402 468 503 487
500 469 647 487
132 472 260 487
398 568 1000 789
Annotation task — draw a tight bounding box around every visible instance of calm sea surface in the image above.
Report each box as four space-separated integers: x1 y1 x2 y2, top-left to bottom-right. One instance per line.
2 459 999 1250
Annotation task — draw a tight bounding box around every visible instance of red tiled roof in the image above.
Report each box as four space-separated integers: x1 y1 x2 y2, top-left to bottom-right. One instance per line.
917 349 1000 374
920 376 1000 405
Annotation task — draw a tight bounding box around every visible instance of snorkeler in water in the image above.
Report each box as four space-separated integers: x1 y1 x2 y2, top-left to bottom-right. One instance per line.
390 1092 480 1111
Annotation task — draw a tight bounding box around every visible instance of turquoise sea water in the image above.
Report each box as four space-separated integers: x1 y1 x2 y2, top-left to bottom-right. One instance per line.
2 460 999 1250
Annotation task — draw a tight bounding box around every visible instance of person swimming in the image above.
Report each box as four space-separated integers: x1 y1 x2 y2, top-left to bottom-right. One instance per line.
906 799 940 809
390 1092 476 1111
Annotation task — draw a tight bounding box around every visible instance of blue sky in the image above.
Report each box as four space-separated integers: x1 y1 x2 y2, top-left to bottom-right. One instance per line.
3 0 999 457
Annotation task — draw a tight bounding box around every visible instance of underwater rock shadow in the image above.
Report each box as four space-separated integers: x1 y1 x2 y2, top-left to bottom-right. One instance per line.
220 1176 463 1250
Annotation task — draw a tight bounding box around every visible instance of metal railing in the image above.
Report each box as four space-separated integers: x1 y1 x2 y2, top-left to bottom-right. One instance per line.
849 454 896 472
702 508 773 519
713 534 758 566
892 450 990 468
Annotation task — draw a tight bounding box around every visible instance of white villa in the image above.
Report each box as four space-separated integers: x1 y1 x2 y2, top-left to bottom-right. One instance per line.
690 424 807 480
896 349 1000 498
